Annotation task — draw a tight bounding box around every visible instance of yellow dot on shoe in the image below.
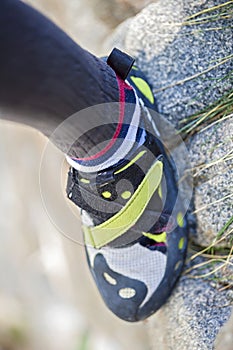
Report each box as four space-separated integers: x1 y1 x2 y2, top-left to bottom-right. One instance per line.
178 237 185 250
177 212 184 227
80 178 90 184
121 191 132 200
130 76 155 104
102 191 112 199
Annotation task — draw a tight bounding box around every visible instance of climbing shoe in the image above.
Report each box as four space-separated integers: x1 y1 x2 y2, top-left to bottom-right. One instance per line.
66 48 188 322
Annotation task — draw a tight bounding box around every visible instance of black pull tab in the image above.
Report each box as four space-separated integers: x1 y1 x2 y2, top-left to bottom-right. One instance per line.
107 48 135 80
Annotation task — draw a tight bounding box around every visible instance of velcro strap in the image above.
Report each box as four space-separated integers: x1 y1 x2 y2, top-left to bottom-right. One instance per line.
83 160 163 248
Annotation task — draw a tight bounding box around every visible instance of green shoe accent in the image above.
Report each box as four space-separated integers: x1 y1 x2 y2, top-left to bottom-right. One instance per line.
80 178 90 184
130 76 154 104
102 191 112 199
178 237 185 250
114 150 146 175
158 183 162 199
121 191 132 200
177 212 184 227
142 231 167 243
83 160 163 248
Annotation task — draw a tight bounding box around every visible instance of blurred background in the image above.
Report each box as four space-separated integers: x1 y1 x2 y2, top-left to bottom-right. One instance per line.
0 1 155 349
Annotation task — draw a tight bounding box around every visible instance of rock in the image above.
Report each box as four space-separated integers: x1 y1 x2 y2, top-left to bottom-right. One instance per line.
215 310 233 350
86 0 154 28
190 116 233 246
148 277 232 350
106 0 233 126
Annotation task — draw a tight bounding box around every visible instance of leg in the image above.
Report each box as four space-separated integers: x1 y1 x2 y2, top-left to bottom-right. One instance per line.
0 0 119 156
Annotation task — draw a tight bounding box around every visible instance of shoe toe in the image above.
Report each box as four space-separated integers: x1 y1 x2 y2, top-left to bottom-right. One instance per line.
86 242 168 321
91 253 148 321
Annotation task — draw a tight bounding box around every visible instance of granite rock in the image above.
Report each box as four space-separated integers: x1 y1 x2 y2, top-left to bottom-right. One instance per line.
190 116 233 246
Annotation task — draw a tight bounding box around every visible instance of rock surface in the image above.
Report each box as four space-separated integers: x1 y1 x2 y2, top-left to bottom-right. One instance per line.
107 0 233 126
190 116 233 246
148 277 232 350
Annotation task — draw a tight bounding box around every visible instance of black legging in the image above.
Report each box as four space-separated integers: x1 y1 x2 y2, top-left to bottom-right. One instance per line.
0 0 119 157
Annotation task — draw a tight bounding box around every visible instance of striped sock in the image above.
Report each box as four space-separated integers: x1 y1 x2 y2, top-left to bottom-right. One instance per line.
66 76 144 173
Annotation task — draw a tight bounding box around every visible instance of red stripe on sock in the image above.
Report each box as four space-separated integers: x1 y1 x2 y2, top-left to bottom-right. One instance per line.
72 77 133 162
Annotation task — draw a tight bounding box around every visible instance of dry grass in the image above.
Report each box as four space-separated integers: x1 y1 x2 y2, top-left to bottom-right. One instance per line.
185 221 233 292
179 2 233 292
179 89 233 137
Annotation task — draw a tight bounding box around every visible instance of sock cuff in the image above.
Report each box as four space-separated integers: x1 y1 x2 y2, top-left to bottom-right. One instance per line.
67 76 142 173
